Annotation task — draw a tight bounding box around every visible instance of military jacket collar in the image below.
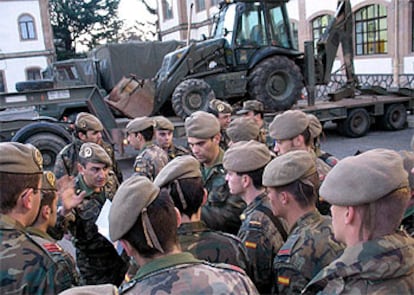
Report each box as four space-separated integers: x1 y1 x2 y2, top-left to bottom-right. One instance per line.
177 221 209 235
134 252 202 281
201 148 225 182
0 214 26 231
289 210 321 235
244 191 267 215
26 226 54 242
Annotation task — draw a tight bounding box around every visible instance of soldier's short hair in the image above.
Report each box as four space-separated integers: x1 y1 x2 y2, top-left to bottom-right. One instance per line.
139 126 155 141
169 177 205 218
237 166 266 190
121 189 178 258
273 175 319 209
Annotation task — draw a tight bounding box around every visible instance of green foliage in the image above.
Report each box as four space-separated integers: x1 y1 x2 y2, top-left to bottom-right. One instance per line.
49 0 123 60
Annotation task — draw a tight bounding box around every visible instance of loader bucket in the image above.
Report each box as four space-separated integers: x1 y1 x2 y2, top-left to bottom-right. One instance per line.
106 76 155 118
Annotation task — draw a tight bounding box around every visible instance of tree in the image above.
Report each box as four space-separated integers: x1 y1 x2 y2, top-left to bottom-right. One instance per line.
49 0 124 60
136 0 160 41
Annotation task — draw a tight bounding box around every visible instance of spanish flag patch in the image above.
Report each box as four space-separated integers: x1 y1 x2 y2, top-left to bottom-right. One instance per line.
245 241 257 249
277 276 290 286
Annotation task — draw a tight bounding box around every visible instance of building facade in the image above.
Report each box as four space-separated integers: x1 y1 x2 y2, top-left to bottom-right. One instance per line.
156 0 414 83
0 0 55 93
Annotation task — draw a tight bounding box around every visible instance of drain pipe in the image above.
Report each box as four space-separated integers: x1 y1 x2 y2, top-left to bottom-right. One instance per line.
392 0 400 88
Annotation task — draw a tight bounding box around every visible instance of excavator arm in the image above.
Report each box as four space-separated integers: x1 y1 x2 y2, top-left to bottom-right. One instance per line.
313 0 358 100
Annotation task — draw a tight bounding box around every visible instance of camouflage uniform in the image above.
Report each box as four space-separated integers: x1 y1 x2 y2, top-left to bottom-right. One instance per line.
259 121 273 150
133 142 168 181
166 143 190 161
273 211 344 294
66 175 128 286
219 129 231 151
27 226 80 288
238 192 286 293
402 206 414 236
0 214 64 294
119 252 259 294
53 138 123 184
200 149 246 235
304 230 414 294
177 221 250 273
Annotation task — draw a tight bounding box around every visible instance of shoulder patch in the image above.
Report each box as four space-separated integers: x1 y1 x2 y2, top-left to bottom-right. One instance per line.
277 275 290 286
214 262 245 274
43 242 63 253
245 241 257 249
119 279 137 294
277 234 300 256
248 220 262 227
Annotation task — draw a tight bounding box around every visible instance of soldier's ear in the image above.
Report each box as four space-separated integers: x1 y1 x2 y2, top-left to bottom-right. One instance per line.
120 239 133 257
174 207 182 228
20 189 33 209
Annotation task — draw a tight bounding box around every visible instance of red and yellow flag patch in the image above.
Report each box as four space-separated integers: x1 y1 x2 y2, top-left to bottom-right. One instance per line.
244 241 257 249
277 276 290 286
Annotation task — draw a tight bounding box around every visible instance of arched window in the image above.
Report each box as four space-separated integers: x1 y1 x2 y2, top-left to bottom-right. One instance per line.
162 0 173 21
18 14 37 40
355 4 387 55
312 14 333 53
26 67 41 80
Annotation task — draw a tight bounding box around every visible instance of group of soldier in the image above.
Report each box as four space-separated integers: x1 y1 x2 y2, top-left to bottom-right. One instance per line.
1 98 413 294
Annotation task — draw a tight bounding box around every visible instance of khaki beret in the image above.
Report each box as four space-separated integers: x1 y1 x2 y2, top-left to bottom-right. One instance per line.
75 112 104 131
58 284 118 295
226 117 260 143
154 155 201 188
79 142 112 167
153 116 174 131
109 175 160 241
126 117 155 133
236 100 264 115
223 140 271 173
269 110 310 140
320 149 409 206
185 111 220 139
0 142 43 174
209 99 233 114
399 150 414 189
41 171 57 191
307 114 322 138
263 150 316 187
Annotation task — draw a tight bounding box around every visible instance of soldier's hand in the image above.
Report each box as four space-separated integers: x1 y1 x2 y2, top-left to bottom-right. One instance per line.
57 175 86 215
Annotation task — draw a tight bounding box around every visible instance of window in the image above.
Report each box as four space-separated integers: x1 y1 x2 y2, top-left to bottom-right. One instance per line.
26 68 41 80
211 0 220 6
196 0 206 12
0 71 5 92
162 0 173 21
355 4 387 55
312 15 333 53
18 14 36 40
291 21 299 49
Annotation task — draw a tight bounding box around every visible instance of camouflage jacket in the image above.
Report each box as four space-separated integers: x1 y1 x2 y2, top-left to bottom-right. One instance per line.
238 192 286 293
402 204 414 236
133 142 168 181
166 144 190 161
304 231 414 294
219 129 231 151
200 149 246 235
53 137 123 183
26 226 80 288
119 252 259 294
273 211 344 294
177 221 250 273
0 214 63 294
259 121 273 150
66 175 128 286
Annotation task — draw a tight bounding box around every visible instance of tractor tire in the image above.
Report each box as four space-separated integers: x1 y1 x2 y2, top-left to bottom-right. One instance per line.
172 79 215 119
379 103 407 130
24 133 68 170
337 108 371 138
248 56 303 111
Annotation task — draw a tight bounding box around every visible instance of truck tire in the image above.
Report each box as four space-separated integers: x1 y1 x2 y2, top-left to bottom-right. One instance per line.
172 79 215 119
248 56 303 111
24 133 67 170
380 103 407 130
337 108 370 138
15 80 54 92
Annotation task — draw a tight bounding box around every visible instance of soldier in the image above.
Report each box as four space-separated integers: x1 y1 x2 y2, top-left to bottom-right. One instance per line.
54 112 122 183
154 155 250 272
62 142 128 285
223 140 287 293
0 142 69 293
305 149 414 294
237 99 272 148
185 111 246 235
126 116 168 181
226 116 260 146
208 98 233 150
27 171 80 288
108 175 259 294
399 150 414 236
153 115 189 160
262 150 344 294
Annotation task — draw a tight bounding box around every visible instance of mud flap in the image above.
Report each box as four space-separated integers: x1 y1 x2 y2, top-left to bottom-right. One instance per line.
106 76 155 118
